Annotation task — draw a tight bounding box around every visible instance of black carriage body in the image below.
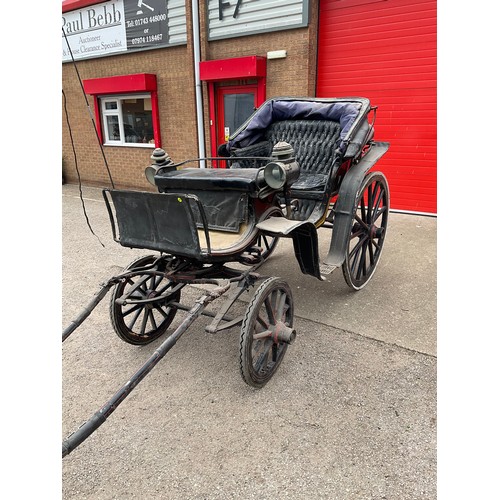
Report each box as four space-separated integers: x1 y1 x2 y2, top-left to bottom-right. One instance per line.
106 96 389 277
104 171 278 263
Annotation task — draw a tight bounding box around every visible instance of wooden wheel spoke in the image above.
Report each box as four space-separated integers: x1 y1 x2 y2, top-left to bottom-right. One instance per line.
127 307 143 330
360 197 367 224
368 239 375 265
149 310 157 330
351 236 368 278
282 303 290 321
264 297 276 325
350 244 362 276
148 275 156 290
355 242 368 280
253 346 270 373
275 290 287 321
349 234 368 262
354 213 370 232
253 330 272 340
366 184 374 224
372 206 387 226
122 303 143 318
371 184 383 218
256 313 269 330
139 310 148 335
155 281 173 295
153 303 169 318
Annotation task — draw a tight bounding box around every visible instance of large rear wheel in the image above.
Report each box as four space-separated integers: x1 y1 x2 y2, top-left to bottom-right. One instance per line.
342 172 389 290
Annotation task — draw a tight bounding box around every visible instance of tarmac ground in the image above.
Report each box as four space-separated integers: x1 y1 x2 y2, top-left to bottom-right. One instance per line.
62 183 436 499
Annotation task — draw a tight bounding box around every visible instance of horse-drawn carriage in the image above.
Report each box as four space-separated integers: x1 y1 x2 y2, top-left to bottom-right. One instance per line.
62 97 389 457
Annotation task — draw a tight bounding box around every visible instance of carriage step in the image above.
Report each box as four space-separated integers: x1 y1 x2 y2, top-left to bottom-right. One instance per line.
239 250 261 265
320 263 337 275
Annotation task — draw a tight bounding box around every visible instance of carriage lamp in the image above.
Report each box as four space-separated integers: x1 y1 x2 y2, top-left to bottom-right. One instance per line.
145 148 175 186
263 141 300 189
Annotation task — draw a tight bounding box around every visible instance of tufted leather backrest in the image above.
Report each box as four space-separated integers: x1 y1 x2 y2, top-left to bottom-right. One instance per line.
230 119 342 183
266 120 341 175
228 119 342 223
265 120 341 222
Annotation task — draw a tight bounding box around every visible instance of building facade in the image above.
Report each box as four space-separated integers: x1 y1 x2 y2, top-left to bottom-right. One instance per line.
62 0 436 214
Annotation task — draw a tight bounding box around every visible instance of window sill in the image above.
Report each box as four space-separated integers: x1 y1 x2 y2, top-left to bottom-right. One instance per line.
103 143 156 148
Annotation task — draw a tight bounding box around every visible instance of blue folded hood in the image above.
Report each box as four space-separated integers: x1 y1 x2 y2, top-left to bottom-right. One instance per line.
227 98 364 151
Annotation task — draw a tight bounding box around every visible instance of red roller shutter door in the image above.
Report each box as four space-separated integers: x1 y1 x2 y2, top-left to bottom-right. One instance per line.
317 0 437 214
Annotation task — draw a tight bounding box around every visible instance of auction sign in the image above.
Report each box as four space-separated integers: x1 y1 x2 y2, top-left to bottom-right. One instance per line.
62 0 186 62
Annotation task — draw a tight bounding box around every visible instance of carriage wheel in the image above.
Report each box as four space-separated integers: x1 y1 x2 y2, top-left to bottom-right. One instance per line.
342 172 389 290
110 255 181 345
239 277 295 388
242 206 282 264
256 232 279 260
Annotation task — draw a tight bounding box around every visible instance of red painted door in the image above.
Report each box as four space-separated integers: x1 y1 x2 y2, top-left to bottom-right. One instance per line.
317 0 437 214
216 85 258 152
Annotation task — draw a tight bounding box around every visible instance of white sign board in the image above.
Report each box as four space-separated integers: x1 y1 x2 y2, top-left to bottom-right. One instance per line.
62 0 186 62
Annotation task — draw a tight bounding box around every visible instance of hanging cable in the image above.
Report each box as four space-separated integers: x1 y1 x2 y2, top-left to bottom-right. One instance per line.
62 27 115 189
62 89 105 248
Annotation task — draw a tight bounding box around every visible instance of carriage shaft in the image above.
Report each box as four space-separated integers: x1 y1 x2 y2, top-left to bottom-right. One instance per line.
62 282 114 342
62 283 231 458
62 269 177 342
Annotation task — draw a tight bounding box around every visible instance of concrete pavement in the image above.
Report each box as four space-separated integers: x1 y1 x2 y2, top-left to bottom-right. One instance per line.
62 183 436 499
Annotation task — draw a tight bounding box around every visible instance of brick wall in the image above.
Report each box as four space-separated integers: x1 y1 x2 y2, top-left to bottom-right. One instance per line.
62 0 319 188
62 43 197 189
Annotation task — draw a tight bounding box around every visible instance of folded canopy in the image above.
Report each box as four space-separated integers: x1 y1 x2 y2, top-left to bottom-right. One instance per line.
226 97 369 152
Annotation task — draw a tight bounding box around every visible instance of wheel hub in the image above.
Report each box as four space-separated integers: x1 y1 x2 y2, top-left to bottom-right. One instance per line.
271 321 296 345
369 224 384 240
144 289 158 308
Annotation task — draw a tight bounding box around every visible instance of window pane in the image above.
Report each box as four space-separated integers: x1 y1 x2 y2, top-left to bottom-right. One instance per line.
223 93 255 136
106 115 120 140
121 98 154 144
105 101 118 110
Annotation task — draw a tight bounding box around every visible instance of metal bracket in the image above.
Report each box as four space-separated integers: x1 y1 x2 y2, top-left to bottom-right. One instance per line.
205 274 259 333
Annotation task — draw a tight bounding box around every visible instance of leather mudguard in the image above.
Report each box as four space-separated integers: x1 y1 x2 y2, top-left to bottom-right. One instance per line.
324 141 390 266
256 217 323 280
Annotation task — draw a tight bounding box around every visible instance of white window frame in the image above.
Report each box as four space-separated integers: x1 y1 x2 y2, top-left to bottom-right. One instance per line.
100 94 155 148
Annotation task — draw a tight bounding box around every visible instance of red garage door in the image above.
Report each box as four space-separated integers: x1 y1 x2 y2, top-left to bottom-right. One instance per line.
317 0 437 214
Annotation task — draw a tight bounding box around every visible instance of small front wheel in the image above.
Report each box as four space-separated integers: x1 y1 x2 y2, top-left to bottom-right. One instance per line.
239 277 295 388
342 172 389 290
110 255 181 345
